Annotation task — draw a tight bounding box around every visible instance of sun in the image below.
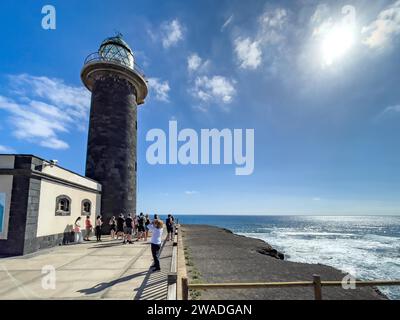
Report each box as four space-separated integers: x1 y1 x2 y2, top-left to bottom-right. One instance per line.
320 24 355 66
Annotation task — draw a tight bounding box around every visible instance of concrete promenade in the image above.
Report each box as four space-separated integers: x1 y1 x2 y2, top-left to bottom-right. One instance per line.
0 235 172 300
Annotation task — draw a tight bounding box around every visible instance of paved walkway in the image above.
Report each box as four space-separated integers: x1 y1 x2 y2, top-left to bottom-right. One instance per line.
0 235 173 300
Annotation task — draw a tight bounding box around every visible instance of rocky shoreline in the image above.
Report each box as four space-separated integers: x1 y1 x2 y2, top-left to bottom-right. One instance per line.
182 224 387 300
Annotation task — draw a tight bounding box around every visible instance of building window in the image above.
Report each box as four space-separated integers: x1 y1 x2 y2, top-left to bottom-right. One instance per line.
81 200 91 215
55 195 71 216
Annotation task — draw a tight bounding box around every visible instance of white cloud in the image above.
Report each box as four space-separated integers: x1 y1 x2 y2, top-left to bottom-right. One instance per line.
372 104 400 125
310 4 334 38
187 54 234 109
310 4 331 27
0 96 70 149
375 104 400 121
192 76 236 105
0 145 16 153
185 190 199 195
383 105 400 113
188 54 202 71
0 74 90 150
10 74 89 119
192 104 208 113
161 19 184 48
260 8 288 29
40 138 69 150
221 15 234 31
187 53 210 73
232 7 289 72
234 37 262 70
362 0 400 49
258 8 288 44
148 77 170 102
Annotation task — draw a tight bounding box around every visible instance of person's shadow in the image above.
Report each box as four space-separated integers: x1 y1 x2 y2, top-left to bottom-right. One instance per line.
77 270 148 295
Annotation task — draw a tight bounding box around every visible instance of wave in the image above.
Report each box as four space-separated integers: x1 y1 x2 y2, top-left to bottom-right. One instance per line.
238 230 400 299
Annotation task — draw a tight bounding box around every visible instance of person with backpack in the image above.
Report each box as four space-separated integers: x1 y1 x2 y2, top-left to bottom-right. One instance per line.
166 214 174 241
116 213 125 240
123 214 134 244
144 214 151 241
137 212 146 241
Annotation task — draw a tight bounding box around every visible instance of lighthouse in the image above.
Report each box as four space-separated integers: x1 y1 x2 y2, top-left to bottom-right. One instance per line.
81 35 148 225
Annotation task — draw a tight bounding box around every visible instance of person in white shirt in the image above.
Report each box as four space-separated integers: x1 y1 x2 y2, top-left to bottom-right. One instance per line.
74 217 83 243
147 219 164 271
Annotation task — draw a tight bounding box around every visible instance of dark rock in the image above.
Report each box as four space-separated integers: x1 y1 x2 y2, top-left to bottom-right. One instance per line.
222 228 233 234
257 247 285 260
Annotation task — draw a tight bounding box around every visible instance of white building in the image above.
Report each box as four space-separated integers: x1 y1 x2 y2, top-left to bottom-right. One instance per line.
0 154 101 256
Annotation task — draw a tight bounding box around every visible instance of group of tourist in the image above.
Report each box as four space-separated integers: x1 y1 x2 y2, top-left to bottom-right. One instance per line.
109 212 150 243
71 213 175 271
73 213 175 243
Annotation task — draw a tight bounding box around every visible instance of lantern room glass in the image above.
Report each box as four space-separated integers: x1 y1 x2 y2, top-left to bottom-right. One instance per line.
99 36 134 69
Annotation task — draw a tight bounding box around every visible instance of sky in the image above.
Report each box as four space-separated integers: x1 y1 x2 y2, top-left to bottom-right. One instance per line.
0 0 400 215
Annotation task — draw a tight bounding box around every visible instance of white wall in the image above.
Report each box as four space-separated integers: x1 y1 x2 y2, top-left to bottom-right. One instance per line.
0 175 13 240
37 159 102 237
41 163 101 191
36 179 101 237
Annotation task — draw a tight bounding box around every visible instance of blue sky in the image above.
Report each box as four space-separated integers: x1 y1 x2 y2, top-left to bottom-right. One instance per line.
1 0 400 215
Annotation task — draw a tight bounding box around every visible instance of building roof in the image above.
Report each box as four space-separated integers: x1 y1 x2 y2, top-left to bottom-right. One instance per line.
0 154 101 188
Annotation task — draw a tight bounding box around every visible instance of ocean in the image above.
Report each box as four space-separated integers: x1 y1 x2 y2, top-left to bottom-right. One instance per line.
175 215 400 300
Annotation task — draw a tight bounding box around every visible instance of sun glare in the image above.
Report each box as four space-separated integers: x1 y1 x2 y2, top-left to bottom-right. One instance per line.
321 24 355 66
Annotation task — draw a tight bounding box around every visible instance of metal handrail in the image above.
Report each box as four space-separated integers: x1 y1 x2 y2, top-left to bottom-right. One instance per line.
83 52 146 78
181 275 400 300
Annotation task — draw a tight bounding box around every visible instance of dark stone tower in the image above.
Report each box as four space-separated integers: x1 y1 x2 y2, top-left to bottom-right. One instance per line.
81 35 147 225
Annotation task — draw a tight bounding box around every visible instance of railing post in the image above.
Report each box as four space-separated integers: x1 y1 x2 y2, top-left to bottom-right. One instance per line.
313 274 322 300
182 277 189 300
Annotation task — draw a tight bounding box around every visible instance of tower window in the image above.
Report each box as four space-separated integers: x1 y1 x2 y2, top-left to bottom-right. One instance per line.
81 200 92 215
55 195 71 216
